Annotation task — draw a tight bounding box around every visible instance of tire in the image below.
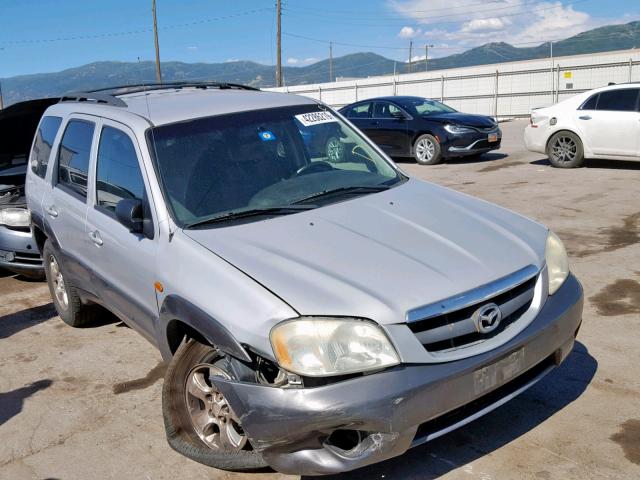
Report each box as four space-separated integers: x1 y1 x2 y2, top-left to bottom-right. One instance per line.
413 134 442 165
43 240 97 327
547 131 584 168
325 136 345 163
162 339 267 471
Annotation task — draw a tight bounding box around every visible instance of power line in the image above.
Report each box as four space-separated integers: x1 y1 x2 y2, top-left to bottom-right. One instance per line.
0 7 272 47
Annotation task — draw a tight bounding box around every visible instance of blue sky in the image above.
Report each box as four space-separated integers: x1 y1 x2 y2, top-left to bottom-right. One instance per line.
1 0 638 77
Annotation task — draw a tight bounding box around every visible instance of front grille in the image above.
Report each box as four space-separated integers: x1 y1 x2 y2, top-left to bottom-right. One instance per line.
473 126 499 134
12 251 42 266
408 275 537 353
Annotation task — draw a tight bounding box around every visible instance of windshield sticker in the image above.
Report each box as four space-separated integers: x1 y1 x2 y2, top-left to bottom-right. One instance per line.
259 131 276 141
295 111 337 127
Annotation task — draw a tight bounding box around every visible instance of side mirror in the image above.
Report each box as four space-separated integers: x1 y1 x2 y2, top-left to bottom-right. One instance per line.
116 198 144 234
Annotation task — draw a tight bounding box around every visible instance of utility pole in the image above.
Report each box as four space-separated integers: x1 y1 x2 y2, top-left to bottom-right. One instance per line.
152 0 162 83
329 41 333 82
408 40 413 74
0 81 4 111
425 44 433 72
550 40 554 101
276 0 283 87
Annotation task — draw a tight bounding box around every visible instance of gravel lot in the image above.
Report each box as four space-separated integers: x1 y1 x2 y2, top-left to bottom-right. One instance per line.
1 119 639 480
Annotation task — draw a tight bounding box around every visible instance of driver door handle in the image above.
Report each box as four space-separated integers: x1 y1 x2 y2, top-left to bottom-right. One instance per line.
45 205 58 218
88 230 103 246
370 121 380 126
579 115 592 120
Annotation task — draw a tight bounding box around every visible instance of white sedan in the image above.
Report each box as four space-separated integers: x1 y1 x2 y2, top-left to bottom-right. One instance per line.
524 83 640 168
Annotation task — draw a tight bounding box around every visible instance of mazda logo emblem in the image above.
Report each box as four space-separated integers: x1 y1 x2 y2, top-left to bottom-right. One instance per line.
472 303 502 334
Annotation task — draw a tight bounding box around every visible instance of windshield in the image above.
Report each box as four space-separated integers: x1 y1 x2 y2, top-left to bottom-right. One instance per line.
404 98 457 116
147 105 404 227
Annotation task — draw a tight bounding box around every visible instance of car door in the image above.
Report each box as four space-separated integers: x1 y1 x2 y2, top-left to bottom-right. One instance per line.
26 115 63 224
41 115 97 289
369 101 410 155
344 102 373 134
84 119 159 341
576 88 640 157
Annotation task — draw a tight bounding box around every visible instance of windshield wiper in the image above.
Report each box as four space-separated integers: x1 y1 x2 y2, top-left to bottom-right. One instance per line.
292 185 390 205
185 205 315 229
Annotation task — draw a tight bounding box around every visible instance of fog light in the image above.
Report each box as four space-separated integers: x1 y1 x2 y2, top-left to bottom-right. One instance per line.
0 250 15 262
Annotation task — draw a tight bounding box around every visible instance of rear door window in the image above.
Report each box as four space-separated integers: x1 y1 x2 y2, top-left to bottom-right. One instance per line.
346 102 372 119
30 116 62 178
579 94 598 110
95 126 145 213
56 120 95 198
373 102 403 118
595 89 640 112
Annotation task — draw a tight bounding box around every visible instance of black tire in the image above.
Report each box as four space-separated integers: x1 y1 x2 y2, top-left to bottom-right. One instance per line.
413 134 442 165
162 339 267 471
547 131 584 168
42 240 97 327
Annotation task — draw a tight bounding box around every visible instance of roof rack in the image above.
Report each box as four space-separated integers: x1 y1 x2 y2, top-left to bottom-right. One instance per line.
60 81 260 108
90 81 260 96
60 91 128 107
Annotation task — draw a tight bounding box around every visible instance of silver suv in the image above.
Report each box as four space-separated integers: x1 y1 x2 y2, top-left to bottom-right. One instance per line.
27 82 583 476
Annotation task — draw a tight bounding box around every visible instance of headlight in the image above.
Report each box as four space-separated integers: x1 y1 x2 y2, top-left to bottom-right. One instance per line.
545 231 569 295
0 208 31 227
270 317 400 377
444 124 474 134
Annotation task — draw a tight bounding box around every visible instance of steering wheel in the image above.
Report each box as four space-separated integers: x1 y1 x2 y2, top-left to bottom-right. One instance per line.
294 161 334 177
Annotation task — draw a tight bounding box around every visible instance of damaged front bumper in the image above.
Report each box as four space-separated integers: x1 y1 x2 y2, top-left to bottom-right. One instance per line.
213 274 583 476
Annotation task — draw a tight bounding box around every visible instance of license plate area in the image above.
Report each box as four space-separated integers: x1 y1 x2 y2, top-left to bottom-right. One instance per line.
488 133 499 142
473 348 524 395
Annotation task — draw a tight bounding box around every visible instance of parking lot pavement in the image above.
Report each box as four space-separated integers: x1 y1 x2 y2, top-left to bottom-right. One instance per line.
1 119 639 480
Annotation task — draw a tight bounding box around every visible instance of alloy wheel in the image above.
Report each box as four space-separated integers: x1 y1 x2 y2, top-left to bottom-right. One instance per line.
185 363 248 451
551 136 578 164
416 138 435 162
49 255 69 310
326 137 344 162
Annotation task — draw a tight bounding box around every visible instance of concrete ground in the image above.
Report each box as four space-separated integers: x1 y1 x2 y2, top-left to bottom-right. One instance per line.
1 119 638 480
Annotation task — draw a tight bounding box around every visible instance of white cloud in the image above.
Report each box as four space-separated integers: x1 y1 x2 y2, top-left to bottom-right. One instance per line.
186 46 198 51
287 57 299 64
388 0 597 50
461 18 508 33
398 26 422 38
304 57 319 64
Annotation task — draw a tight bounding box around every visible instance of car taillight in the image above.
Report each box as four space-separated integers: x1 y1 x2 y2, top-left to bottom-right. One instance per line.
530 115 538 128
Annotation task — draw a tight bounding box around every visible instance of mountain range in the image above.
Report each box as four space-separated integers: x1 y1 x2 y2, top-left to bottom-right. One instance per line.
2 20 639 106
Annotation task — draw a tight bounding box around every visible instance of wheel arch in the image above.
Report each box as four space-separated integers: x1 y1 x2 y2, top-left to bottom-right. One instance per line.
160 295 252 363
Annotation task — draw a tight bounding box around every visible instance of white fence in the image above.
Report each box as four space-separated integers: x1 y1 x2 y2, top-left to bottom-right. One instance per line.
268 49 640 118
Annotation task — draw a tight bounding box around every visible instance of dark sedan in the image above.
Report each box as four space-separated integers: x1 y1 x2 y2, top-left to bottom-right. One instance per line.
338 96 501 165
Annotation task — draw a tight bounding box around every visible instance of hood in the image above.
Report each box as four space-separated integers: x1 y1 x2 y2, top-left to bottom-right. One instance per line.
184 179 547 325
424 112 497 128
0 165 26 206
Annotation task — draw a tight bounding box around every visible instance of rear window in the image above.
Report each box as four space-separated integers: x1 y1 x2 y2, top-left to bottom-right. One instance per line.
30 116 62 179
56 120 95 198
595 89 639 112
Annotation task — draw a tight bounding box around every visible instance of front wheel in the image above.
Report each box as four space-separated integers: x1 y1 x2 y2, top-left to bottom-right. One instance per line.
413 134 442 165
162 339 266 471
547 131 584 168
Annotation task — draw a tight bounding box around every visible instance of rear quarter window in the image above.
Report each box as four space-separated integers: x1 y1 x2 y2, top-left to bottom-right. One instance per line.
56 120 95 198
30 116 62 179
